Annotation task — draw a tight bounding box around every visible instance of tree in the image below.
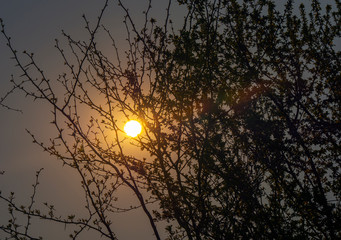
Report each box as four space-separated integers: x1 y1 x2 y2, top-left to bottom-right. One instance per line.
1 0 340 239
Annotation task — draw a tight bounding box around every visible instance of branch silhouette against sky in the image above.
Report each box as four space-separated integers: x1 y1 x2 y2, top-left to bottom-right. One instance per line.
0 0 340 239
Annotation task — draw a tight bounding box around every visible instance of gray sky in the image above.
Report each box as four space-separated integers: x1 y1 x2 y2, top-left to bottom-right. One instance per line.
0 1 179 239
0 0 338 239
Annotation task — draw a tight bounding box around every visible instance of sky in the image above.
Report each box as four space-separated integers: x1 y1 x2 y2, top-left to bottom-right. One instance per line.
0 0 181 239
0 0 338 239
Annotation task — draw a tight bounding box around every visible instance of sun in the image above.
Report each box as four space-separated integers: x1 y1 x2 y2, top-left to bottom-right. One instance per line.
124 120 142 137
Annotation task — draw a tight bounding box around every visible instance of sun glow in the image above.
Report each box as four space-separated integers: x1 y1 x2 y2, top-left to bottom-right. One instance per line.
124 120 142 137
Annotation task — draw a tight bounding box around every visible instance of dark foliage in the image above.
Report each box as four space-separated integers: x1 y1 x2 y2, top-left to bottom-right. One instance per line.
1 0 340 239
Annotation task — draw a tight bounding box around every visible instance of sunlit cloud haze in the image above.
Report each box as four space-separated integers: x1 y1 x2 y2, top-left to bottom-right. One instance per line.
0 0 338 239
0 1 185 239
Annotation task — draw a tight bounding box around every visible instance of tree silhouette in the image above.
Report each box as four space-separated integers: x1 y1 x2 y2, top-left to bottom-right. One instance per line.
1 0 340 239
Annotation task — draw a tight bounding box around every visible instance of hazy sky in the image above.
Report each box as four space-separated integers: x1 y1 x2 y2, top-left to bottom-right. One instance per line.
0 1 179 239
0 0 338 239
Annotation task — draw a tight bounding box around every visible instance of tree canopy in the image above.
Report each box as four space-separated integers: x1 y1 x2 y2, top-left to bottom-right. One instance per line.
1 0 340 239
